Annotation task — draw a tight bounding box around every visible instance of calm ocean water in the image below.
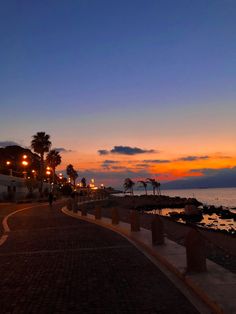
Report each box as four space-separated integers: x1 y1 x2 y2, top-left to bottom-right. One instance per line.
128 187 236 232
132 187 236 208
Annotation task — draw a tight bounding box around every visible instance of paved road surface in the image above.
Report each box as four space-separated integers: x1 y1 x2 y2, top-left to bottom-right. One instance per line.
0 201 199 313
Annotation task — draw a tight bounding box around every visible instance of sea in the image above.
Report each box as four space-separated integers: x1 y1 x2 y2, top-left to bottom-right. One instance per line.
116 187 236 232
132 187 236 208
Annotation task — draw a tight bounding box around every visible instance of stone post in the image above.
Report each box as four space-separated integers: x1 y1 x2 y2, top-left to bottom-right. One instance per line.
112 207 119 225
130 210 140 232
81 206 87 216
152 215 164 245
95 207 102 220
72 197 79 213
185 228 207 273
72 200 78 213
67 199 72 211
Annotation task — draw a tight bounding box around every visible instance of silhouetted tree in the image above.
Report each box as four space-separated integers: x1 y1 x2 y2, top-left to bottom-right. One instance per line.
25 178 38 196
81 177 87 188
146 178 161 195
123 178 135 195
138 180 148 195
66 164 78 188
31 132 51 194
46 150 62 186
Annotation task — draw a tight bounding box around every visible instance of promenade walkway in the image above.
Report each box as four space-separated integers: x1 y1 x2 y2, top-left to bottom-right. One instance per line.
0 201 199 313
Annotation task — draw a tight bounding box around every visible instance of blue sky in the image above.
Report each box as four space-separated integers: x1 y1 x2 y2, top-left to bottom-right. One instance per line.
0 0 236 187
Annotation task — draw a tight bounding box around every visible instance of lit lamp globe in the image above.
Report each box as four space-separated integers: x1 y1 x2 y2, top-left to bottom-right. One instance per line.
22 160 28 178
6 161 13 176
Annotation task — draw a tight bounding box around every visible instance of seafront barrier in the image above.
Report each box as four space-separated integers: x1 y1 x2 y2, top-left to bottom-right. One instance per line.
66 194 235 265
63 196 236 313
71 195 236 269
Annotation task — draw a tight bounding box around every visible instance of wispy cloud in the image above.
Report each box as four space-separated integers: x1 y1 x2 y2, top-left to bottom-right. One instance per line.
136 163 149 168
54 147 73 153
98 146 157 156
177 155 209 162
143 159 171 163
98 149 109 155
101 160 119 169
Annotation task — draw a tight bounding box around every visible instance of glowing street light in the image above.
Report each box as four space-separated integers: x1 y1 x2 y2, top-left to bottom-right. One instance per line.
6 161 13 176
32 169 36 179
21 155 29 179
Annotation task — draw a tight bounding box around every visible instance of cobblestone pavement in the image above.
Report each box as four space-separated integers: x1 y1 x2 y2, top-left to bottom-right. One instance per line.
0 202 199 313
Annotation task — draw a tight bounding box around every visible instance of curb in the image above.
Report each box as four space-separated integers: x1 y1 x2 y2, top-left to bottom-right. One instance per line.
62 206 234 314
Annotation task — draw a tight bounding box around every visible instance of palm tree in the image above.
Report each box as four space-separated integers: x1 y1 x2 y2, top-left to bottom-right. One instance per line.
46 150 62 186
138 180 148 195
31 132 51 195
146 178 161 195
123 178 135 195
81 177 87 188
66 164 78 188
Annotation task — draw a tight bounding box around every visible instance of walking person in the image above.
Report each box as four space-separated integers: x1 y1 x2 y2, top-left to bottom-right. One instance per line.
48 192 54 208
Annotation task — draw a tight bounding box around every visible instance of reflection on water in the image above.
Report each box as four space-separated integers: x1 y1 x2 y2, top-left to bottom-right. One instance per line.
150 208 235 232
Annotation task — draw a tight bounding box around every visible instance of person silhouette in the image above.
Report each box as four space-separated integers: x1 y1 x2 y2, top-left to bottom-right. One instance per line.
48 192 54 207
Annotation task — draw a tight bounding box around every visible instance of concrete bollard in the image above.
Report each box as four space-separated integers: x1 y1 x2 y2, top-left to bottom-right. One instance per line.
152 215 164 245
95 207 102 220
130 210 140 232
66 199 72 211
81 206 87 216
112 208 119 225
72 200 78 213
185 228 207 273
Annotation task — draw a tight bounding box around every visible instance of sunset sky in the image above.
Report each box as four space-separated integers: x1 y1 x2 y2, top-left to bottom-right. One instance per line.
1 0 236 187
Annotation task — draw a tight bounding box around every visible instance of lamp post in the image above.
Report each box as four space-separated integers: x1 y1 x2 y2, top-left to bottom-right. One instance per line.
6 161 13 176
32 170 36 179
22 155 28 179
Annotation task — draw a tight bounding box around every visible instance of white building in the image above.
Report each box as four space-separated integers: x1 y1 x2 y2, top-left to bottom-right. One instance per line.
0 174 50 201
0 174 28 201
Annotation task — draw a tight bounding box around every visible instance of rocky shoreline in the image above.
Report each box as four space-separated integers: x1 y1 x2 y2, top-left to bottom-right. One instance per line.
80 195 236 273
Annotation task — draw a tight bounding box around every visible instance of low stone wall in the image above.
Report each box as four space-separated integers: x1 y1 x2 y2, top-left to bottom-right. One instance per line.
78 199 236 273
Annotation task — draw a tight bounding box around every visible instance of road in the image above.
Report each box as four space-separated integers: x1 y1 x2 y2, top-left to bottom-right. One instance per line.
0 201 199 313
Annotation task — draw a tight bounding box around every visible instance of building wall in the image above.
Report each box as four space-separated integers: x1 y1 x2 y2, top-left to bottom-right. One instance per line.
0 174 50 201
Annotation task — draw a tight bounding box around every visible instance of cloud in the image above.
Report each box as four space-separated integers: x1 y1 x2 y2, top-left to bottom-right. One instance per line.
54 147 73 153
101 160 119 169
136 163 149 168
177 155 209 162
98 149 109 155
143 159 171 163
98 146 156 156
0 141 20 147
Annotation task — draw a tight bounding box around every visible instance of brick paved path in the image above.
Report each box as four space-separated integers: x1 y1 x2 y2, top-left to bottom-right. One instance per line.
0 202 199 313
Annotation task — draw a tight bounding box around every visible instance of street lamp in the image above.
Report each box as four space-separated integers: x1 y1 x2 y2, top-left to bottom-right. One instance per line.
22 160 28 179
6 161 13 176
32 169 36 179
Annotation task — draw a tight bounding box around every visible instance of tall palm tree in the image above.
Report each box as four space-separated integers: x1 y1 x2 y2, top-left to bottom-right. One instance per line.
123 178 135 195
46 150 62 186
66 164 78 188
138 180 148 195
31 132 51 195
81 177 87 188
146 178 161 195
